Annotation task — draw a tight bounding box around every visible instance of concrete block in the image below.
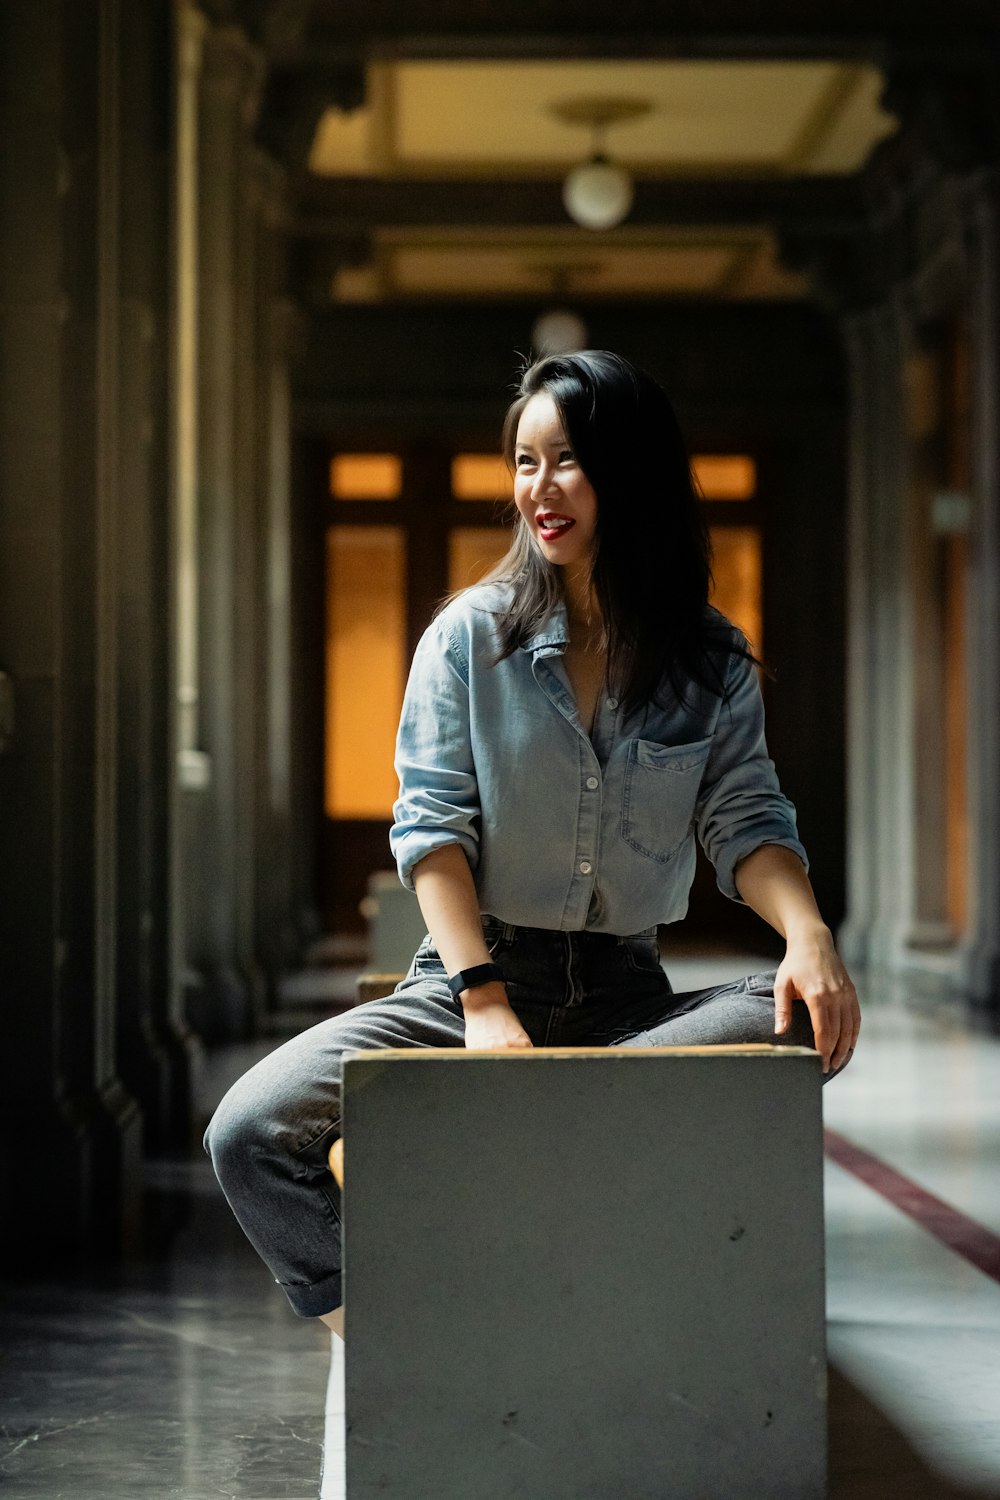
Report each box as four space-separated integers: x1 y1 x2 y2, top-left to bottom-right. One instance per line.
343 1045 826 1500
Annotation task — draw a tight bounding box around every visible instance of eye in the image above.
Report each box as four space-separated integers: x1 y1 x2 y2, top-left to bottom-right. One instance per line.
515 453 536 468
558 450 575 464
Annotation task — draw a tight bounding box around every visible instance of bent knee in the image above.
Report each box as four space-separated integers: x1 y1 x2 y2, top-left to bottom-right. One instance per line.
204 1066 343 1193
203 1084 261 1189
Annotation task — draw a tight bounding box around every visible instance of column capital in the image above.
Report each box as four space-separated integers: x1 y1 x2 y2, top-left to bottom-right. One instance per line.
289 233 371 305
776 226 890 317
201 21 266 127
257 62 366 168
239 0 312 56
881 54 1000 177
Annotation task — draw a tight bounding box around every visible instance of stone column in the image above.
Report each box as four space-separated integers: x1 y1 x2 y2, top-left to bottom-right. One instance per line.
863 302 916 973
963 177 1000 1013
253 155 302 987
114 0 199 1154
838 311 879 967
89 0 146 1242
258 299 300 978
169 0 212 1059
0 0 143 1260
231 112 271 1030
183 20 263 1039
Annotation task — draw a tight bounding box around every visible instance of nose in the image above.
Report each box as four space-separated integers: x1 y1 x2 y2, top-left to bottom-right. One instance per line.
530 462 558 502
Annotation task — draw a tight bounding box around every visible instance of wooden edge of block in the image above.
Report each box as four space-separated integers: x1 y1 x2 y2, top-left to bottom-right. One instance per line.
342 1043 819 1061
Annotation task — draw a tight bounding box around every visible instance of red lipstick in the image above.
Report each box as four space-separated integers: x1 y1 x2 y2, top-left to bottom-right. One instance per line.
537 512 575 541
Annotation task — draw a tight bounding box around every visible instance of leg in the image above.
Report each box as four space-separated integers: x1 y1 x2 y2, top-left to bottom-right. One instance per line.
321 1307 345 1337
614 969 845 1080
204 958 465 1320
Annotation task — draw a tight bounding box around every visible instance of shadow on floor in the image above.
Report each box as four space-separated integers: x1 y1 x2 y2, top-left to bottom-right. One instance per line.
828 1361 993 1499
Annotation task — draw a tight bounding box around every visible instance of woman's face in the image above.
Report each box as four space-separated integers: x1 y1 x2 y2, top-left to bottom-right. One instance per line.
513 392 598 570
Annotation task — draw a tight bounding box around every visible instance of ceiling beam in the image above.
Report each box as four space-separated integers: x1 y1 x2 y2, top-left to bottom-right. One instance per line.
292 173 867 238
289 1 996 66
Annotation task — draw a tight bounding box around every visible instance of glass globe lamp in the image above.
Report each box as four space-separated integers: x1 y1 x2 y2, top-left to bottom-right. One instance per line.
562 154 634 231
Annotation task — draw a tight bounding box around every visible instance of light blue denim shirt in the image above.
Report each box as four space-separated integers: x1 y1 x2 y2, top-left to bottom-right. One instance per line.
390 583 807 935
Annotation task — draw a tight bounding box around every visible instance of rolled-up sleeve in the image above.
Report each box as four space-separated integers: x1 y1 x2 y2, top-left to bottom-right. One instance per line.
695 650 809 901
390 620 481 890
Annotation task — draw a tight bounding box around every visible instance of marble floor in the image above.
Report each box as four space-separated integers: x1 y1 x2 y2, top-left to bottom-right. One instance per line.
2 960 1000 1499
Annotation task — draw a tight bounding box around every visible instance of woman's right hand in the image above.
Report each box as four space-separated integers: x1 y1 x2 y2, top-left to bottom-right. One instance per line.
461 984 533 1050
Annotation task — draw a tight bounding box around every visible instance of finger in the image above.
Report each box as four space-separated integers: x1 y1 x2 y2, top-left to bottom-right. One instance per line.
772 972 796 1035
805 993 840 1074
815 994 861 1074
831 986 861 1071
829 1025 854 1073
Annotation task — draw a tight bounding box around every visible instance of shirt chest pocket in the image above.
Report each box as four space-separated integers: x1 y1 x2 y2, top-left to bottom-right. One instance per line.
621 736 713 863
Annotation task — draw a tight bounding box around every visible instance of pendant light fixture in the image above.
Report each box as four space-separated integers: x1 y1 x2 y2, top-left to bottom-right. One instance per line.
527 265 593 355
550 96 651 230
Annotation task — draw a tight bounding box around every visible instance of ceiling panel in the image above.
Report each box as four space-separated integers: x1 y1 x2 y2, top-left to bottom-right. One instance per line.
391 243 736 293
395 60 840 167
310 59 896 178
330 228 808 300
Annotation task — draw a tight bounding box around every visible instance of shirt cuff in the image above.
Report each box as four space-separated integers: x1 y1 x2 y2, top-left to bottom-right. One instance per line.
714 835 809 904
392 827 480 891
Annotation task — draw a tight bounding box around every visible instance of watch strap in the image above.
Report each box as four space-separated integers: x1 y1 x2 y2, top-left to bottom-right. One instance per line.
446 962 504 998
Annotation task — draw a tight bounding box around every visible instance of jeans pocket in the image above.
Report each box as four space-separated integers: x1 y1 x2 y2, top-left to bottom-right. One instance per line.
619 933 663 977
481 913 512 960
405 932 441 980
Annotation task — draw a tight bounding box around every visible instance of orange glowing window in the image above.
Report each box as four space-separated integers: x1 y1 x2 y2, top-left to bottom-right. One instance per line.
709 525 762 655
448 527 512 592
330 453 402 500
692 455 756 501
325 526 405 819
451 454 514 501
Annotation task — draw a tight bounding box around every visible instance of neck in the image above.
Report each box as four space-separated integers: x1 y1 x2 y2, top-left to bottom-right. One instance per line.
562 561 599 629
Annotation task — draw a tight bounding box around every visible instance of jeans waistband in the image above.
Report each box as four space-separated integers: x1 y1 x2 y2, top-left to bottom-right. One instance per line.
481 914 657 944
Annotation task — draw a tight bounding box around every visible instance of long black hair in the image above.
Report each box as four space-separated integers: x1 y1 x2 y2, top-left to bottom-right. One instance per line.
484 349 756 712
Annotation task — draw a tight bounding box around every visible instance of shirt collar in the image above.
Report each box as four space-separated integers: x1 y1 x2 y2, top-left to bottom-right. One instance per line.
521 600 569 654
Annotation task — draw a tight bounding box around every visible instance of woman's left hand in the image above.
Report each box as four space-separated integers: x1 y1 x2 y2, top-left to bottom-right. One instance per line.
773 925 860 1075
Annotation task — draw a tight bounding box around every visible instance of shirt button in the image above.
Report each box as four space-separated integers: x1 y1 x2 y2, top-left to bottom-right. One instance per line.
586 776 599 790
579 860 593 875
606 697 618 710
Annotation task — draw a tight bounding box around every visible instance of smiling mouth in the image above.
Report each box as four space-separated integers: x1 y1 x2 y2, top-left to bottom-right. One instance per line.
537 513 575 539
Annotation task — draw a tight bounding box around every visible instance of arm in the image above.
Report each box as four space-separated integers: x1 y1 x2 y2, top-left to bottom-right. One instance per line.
734 843 860 1074
392 616 528 1048
412 844 531 1050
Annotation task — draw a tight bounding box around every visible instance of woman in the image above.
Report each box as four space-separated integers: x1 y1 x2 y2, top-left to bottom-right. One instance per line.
206 349 860 1338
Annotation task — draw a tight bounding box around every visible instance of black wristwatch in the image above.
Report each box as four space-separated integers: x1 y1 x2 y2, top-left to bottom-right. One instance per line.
446 962 504 998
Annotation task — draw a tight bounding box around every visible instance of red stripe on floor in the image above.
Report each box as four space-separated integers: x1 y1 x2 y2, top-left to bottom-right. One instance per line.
824 1127 1000 1285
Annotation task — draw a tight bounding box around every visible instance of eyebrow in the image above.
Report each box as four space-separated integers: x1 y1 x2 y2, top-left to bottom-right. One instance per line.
514 434 570 450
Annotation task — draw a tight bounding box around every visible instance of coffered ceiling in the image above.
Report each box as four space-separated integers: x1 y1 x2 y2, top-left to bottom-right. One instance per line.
303 58 897 302
311 61 894 178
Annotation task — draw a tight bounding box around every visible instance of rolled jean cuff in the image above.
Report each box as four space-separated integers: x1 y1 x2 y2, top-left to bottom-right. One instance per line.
279 1268 343 1319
